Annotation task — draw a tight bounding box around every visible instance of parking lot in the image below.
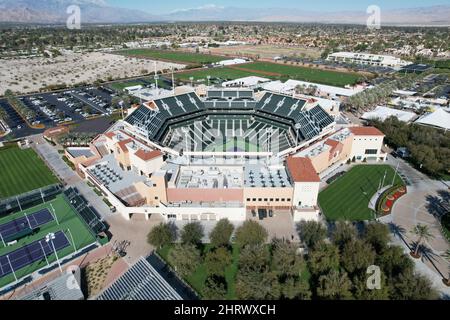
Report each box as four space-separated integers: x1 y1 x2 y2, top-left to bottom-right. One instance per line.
0 85 118 141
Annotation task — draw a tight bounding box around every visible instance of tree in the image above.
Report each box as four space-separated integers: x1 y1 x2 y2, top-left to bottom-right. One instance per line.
332 221 357 249
317 270 353 300
147 222 176 248
271 239 305 278
364 222 390 253
376 245 414 280
205 247 232 277
280 276 311 300
180 221 204 246
297 220 327 248
202 276 227 300
308 242 340 276
390 272 438 300
234 220 268 248
341 239 375 275
410 224 434 258
209 219 234 248
236 270 281 300
168 244 201 278
238 244 270 273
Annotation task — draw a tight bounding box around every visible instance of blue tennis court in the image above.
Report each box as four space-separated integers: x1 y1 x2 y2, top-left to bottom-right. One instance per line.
0 231 70 278
0 209 54 242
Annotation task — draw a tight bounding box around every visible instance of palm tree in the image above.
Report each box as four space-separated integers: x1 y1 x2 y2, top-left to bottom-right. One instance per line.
443 249 450 286
411 224 435 258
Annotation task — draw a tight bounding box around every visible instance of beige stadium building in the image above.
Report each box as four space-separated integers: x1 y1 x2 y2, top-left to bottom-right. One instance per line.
66 88 386 223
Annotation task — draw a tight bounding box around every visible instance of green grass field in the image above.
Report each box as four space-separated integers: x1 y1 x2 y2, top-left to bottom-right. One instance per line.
175 67 258 82
0 194 97 288
120 49 225 64
0 145 59 199
109 80 143 91
238 62 364 87
318 165 404 221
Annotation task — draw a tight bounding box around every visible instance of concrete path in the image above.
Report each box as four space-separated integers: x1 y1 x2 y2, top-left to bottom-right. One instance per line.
29 134 112 220
385 155 450 296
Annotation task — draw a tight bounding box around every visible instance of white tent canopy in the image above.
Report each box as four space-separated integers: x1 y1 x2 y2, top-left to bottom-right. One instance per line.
415 108 450 130
361 106 417 123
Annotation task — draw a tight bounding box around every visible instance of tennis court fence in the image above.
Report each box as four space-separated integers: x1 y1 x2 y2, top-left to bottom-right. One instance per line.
0 184 63 218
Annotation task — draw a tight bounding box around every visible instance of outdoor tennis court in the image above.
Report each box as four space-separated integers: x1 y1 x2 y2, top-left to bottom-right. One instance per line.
0 231 70 278
0 209 54 243
0 194 98 288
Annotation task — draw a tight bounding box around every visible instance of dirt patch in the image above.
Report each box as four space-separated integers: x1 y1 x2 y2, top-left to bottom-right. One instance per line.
83 254 120 298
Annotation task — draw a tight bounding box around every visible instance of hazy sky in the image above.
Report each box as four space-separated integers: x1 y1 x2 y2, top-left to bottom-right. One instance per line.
106 0 450 14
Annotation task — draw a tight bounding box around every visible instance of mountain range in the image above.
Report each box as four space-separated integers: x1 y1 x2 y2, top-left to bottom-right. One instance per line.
0 0 449 25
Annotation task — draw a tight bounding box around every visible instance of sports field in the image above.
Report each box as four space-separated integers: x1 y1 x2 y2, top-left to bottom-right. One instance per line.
205 137 261 153
109 77 172 92
234 62 363 87
120 49 225 64
175 67 257 82
0 144 59 199
0 194 97 288
318 165 404 221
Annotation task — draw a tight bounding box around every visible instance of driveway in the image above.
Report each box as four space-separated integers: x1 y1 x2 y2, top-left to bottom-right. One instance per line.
29 134 112 220
384 155 450 295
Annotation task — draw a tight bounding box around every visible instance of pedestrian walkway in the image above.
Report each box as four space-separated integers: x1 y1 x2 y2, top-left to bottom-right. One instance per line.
29 134 112 219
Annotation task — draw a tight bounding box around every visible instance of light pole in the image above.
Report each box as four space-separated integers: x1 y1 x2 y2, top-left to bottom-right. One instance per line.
207 75 211 87
50 203 59 225
6 255 17 282
46 233 62 273
39 240 50 267
391 162 400 186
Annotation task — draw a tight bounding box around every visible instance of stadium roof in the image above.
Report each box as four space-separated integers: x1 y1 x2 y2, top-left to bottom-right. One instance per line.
415 108 450 130
286 157 320 183
97 257 183 301
18 272 84 300
349 126 384 136
125 90 335 147
361 106 417 123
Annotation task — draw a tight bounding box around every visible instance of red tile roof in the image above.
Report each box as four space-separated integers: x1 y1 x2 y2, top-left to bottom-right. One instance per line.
135 149 163 161
349 126 384 136
324 139 343 160
286 157 321 183
104 132 115 139
116 139 133 152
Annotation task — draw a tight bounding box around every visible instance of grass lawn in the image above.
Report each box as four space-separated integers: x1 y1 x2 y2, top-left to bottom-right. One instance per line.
175 67 258 82
0 194 97 288
318 165 404 221
120 49 225 64
109 80 144 91
0 144 59 199
157 244 240 299
235 62 364 87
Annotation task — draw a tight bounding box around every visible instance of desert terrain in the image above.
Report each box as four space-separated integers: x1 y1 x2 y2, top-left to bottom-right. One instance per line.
0 52 185 95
